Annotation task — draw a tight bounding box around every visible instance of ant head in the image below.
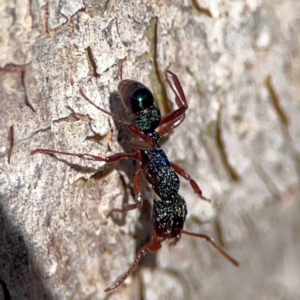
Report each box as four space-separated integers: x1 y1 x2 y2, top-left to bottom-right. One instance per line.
118 80 161 133
152 195 187 238
118 80 154 113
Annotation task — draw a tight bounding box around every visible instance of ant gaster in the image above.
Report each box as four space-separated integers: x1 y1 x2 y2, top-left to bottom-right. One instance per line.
31 70 239 292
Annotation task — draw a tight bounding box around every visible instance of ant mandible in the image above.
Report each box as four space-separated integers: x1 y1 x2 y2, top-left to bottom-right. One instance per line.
31 70 239 292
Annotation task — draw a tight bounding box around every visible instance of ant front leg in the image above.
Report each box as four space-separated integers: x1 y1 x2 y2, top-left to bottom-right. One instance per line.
158 70 189 136
170 162 211 202
105 167 144 221
31 148 141 163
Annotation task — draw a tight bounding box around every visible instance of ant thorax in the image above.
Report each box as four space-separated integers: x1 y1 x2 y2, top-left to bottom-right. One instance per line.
134 106 161 134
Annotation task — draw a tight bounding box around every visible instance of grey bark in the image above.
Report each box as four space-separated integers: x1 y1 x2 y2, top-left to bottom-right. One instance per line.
1 0 300 299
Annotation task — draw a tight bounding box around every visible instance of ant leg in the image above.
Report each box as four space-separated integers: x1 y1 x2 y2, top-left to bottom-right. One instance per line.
105 167 143 220
181 230 239 267
104 155 156 220
170 162 211 202
104 234 166 292
169 233 182 247
158 113 186 136
79 89 155 148
130 138 154 151
167 70 188 107
30 125 149 163
31 148 141 163
158 70 188 136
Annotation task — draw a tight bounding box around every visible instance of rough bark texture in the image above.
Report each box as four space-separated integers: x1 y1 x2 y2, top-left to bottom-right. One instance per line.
1 0 300 299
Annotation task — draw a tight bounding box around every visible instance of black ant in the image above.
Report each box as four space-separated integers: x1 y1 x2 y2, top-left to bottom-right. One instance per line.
31 70 239 292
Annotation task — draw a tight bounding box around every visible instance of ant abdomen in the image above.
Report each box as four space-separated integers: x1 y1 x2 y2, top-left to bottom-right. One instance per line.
153 195 187 238
118 80 161 133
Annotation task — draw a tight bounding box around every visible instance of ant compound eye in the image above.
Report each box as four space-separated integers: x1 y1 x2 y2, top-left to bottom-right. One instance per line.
118 80 154 113
131 87 154 113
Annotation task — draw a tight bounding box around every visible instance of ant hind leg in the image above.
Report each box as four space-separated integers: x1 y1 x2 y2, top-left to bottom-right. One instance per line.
104 233 165 292
170 162 211 202
104 167 144 222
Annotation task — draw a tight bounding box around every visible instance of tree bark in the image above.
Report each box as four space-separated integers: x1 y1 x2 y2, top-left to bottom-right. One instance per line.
1 0 300 299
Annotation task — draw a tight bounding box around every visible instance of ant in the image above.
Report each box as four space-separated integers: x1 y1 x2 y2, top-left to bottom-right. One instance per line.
31 70 239 292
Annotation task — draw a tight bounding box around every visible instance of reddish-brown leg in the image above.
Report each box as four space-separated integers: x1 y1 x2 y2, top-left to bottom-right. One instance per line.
170 162 211 202
105 167 144 220
130 138 154 151
104 154 158 221
181 230 239 267
31 148 141 163
7 125 14 164
79 89 155 148
104 233 166 293
158 70 188 136
168 233 182 247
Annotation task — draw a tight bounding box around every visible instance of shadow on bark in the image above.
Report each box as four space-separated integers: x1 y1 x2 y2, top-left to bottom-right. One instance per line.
0 200 53 300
